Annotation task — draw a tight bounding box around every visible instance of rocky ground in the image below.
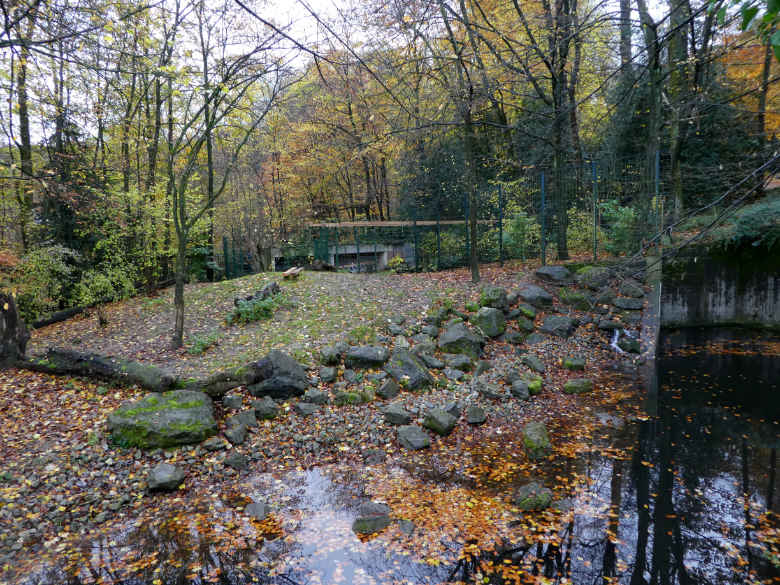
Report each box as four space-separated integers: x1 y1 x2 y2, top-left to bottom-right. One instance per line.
1 261 652 584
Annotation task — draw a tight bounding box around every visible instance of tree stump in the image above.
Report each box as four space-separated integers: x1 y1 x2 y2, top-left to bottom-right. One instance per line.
0 293 29 366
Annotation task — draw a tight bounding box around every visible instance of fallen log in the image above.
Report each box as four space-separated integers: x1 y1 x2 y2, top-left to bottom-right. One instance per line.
20 348 177 392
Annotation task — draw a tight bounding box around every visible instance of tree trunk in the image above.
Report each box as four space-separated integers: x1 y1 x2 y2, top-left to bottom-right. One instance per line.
16 40 33 252
172 237 186 348
463 106 480 283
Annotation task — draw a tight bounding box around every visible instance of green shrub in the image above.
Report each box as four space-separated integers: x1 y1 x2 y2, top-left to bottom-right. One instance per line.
13 245 80 322
226 293 286 325
187 330 221 355
388 255 409 273
721 198 780 250
504 212 541 260
418 230 464 269
464 300 479 312
600 201 638 256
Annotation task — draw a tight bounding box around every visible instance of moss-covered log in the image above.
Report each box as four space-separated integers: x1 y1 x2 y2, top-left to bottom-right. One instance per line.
20 348 176 391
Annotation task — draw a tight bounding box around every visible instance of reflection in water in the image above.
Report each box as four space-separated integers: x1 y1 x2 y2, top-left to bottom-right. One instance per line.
18 327 779 585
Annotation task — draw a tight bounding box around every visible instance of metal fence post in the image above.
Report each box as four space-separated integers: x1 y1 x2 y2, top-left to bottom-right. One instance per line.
354 226 361 273
412 203 418 271
498 184 504 266
223 236 230 279
655 149 661 238
592 160 598 263
436 191 441 270
540 170 547 266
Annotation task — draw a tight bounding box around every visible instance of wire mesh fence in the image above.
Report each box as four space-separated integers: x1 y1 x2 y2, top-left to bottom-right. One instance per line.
309 153 667 271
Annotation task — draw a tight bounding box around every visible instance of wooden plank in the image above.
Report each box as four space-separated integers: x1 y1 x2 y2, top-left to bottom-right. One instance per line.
309 220 493 228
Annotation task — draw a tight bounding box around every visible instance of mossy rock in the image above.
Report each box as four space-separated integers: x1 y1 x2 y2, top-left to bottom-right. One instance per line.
563 357 586 371
522 421 552 460
563 378 593 394
108 390 216 449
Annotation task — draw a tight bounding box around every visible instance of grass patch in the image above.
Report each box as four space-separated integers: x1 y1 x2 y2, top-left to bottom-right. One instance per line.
187 330 220 355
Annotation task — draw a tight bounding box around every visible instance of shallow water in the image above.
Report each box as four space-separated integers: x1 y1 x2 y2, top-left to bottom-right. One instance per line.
20 327 780 585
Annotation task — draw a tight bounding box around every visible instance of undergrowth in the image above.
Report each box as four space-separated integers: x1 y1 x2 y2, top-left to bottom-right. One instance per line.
226 293 288 325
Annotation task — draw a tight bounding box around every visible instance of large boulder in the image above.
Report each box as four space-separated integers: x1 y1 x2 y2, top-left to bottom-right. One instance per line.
534 265 572 284
438 322 484 360
522 421 552 460
344 345 390 369
619 279 645 298
539 315 575 338
108 390 216 449
472 307 506 338
384 350 433 390
247 350 308 398
517 285 553 308
575 266 611 290
480 284 509 310
0 293 29 366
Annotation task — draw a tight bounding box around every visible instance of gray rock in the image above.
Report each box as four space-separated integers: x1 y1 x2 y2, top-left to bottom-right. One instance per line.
394 336 411 350
224 424 247 445
515 316 535 332
598 319 622 330
253 396 278 420
426 305 452 326
472 376 507 400
293 402 319 417
419 354 445 369
443 367 464 381
223 394 243 410
227 409 258 429
384 350 433 390
442 353 474 371
397 425 431 450
521 355 545 374
512 482 553 511
443 400 462 418
320 366 337 383
344 345 390 369
184 367 252 398
202 436 228 451
623 310 643 324
423 408 457 436
388 324 405 336
147 463 185 491
377 378 400 399
576 266 611 290
343 369 360 384
108 390 216 449
534 265 572 283
539 315 575 338
563 378 593 394
465 405 486 424
320 342 348 365
480 284 509 310
411 333 433 345
411 341 437 356
613 297 644 310
517 285 553 308
522 421 552 460
473 307 506 338
245 501 269 521
352 502 391 535
247 350 308 398
619 279 645 298
438 322 484 360
383 403 412 425
303 388 330 405
363 449 386 465
224 451 249 471
421 325 439 337
398 519 415 535
510 380 530 400
390 315 405 326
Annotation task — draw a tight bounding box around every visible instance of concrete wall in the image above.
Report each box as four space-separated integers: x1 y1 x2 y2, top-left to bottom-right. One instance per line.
661 250 780 329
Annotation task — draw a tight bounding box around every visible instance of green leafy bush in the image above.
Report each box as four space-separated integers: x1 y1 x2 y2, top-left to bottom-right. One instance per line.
13 246 80 322
187 330 220 355
418 230 464 270
388 255 409 273
504 212 540 260
226 293 286 325
600 201 638 256
722 198 780 250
